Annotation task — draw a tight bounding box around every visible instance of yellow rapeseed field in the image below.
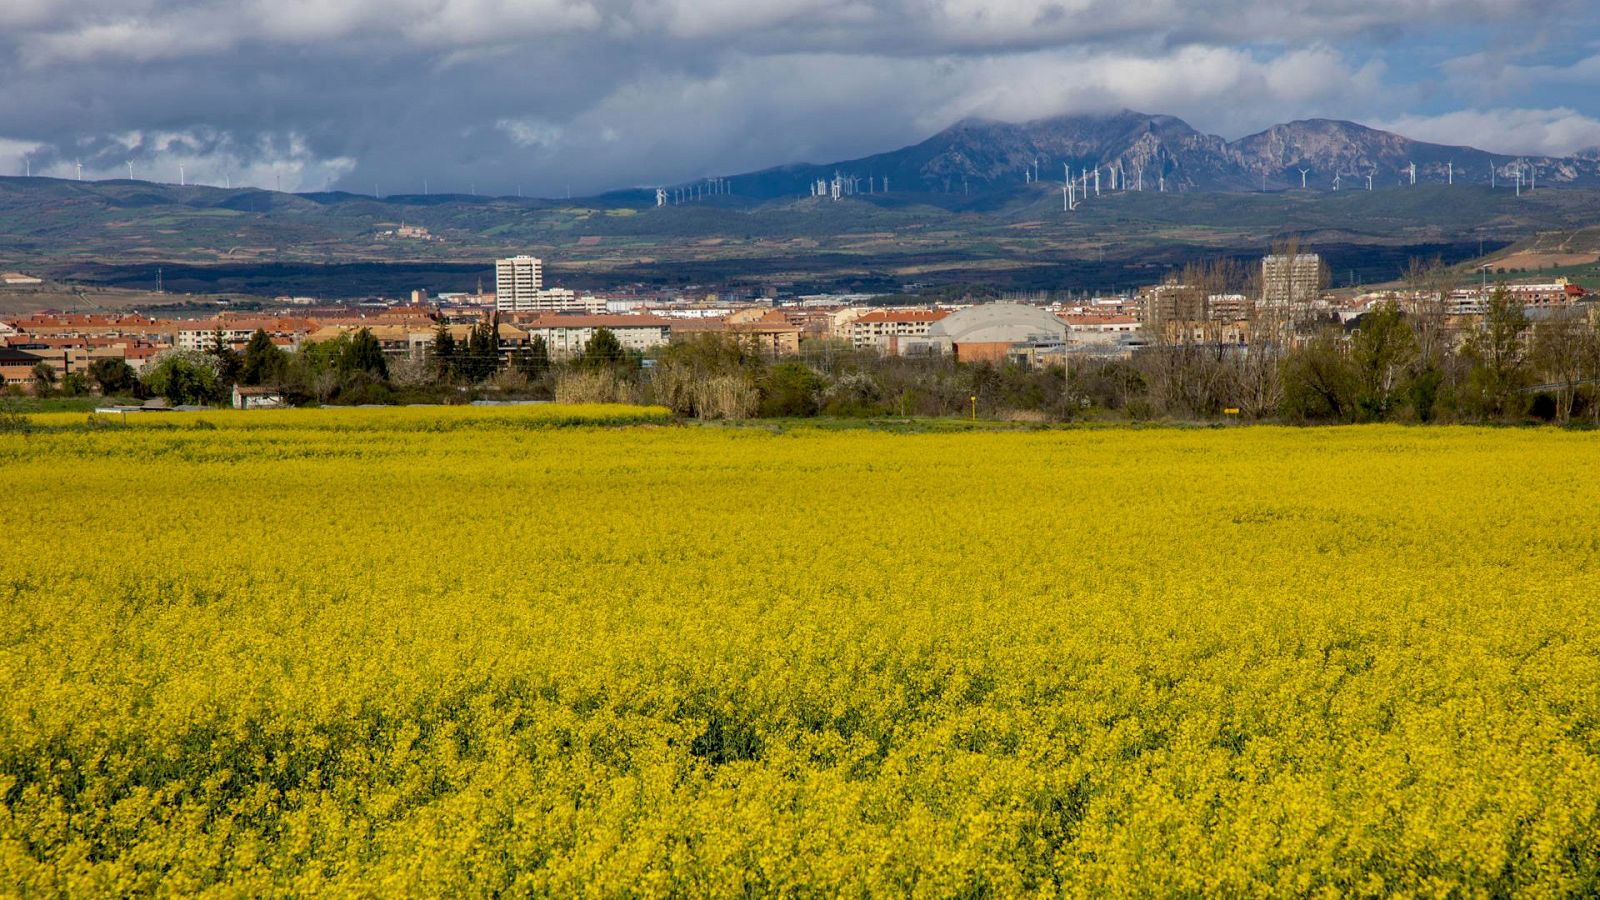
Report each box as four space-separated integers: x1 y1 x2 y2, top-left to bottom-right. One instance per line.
2 408 1599 895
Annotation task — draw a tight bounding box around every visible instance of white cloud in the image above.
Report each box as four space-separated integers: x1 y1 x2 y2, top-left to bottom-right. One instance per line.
477 43 1399 190
496 117 565 150
925 44 1389 138
0 137 47 176
30 129 358 190
10 0 1585 61
1373 107 1600 156
24 17 235 64
0 0 1594 194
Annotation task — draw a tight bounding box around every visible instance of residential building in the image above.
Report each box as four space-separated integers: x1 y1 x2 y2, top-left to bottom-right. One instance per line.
1444 279 1583 315
1137 282 1207 326
517 315 674 357
1062 315 1142 346
1207 293 1255 323
305 322 529 361
671 315 802 356
498 287 605 314
849 309 952 354
8 314 175 343
0 346 43 387
175 316 315 352
495 255 544 311
1261 253 1324 311
3 335 167 375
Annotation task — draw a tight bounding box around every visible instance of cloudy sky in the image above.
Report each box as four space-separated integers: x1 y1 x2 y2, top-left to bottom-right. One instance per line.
2 0 1598 195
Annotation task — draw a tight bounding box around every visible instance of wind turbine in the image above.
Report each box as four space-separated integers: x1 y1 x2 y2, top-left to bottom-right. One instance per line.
76 160 82 181
1332 173 1341 191
127 162 134 180
1366 173 1373 191
1447 161 1453 185
1408 162 1416 186
1298 168 1310 189
179 164 185 187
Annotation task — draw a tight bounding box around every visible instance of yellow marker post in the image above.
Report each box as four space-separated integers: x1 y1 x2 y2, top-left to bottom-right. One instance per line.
970 395 977 421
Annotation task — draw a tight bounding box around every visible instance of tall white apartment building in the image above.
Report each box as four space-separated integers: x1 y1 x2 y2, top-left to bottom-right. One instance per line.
1261 253 1323 311
495 256 544 311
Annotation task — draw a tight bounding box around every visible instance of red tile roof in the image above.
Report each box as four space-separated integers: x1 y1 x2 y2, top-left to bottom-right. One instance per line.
517 314 676 329
854 309 950 324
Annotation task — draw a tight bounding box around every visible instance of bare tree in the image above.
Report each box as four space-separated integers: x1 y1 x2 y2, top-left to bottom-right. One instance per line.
1533 307 1587 422
1401 257 1451 368
1461 285 1531 419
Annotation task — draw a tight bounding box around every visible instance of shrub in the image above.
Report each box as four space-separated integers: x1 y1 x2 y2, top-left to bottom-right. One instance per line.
760 362 824 418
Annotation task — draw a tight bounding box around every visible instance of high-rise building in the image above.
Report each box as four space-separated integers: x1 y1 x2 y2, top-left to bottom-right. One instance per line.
1137 281 1207 326
1261 253 1322 310
495 256 544 311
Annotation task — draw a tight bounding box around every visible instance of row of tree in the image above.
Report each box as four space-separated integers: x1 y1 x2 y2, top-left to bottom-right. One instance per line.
574 287 1600 425
20 274 1600 424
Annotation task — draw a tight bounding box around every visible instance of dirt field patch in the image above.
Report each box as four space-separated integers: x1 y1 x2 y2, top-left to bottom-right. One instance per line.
1492 249 1599 270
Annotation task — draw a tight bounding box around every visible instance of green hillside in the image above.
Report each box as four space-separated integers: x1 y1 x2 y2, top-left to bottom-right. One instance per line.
0 176 1594 301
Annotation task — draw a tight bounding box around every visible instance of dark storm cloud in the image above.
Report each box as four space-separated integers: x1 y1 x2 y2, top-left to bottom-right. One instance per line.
0 0 1596 193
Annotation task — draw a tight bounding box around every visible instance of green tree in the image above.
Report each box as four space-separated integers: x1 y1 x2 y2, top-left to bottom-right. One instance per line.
1349 301 1417 421
1280 329 1356 422
30 361 58 396
210 328 243 386
431 322 458 380
88 357 139 396
240 329 288 386
760 362 825 417
653 333 766 417
515 335 551 380
1407 363 1445 424
579 328 627 372
279 340 343 405
143 352 223 406
1461 285 1531 420
58 372 90 397
340 328 389 380
462 316 501 383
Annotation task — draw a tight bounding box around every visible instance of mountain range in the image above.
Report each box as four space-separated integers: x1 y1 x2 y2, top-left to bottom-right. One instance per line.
719 110 1600 198
4 108 1600 303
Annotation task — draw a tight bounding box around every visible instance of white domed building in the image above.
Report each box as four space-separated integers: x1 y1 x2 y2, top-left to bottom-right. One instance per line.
906 303 1068 363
